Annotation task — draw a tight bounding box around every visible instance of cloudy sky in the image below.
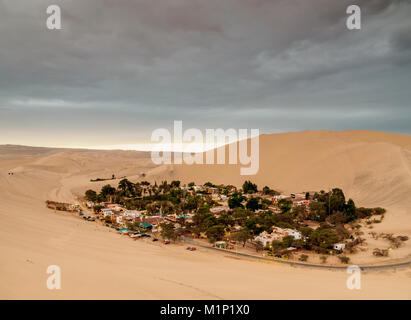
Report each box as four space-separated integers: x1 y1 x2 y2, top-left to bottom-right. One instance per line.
0 0 410 149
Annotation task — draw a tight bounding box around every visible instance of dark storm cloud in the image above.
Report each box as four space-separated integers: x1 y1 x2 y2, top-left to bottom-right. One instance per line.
391 28 411 52
0 0 410 147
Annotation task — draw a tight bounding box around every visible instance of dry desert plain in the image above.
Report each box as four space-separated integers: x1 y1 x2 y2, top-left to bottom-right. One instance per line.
1 130 411 299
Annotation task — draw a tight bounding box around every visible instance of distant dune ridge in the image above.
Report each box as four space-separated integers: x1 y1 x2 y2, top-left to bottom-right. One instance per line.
1 130 411 299
152 130 411 245
153 130 411 205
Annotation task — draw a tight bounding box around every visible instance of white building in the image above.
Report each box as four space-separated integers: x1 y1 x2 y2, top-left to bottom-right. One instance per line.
334 243 346 251
293 200 305 206
254 231 283 247
86 201 94 208
285 229 302 240
273 195 289 201
123 210 142 218
210 206 229 215
101 209 114 217
264 227 303 241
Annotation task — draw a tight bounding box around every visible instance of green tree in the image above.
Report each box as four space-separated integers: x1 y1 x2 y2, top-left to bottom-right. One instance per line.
326 211 349 225
232 207 248 224
233 227 253 247
118 178 133 196
85 189 97 202
282 235 295 247
292 205 307 221
93 204 104 213
246 197 259 212
309 228 339 252
206 225 226 244
203 215 218 231
100 184 116 202
103 215 112 223
192 209 214 233
328 188 346 214
184 195 200 211
204 182 215 187
278 199 292 213
253 240 264 252
170 180 181 188
160 222 180 242
242 180 258 194
345 198 357 221
228 195 245 209
293 239 306 250
262 186 271 195
262 186 278 195
298 226 313 238
217 213 234 227
338 256 350 264
309 201 327 221
271 240 287 254
244 217 259 234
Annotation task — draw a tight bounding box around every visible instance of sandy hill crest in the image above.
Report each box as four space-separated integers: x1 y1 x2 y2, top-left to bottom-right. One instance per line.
1 130 411 299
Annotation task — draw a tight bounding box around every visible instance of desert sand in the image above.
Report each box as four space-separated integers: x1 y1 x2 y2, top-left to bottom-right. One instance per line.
1 130 411 299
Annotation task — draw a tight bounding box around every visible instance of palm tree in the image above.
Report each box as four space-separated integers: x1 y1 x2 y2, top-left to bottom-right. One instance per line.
118 178 132 195
100 184 116 202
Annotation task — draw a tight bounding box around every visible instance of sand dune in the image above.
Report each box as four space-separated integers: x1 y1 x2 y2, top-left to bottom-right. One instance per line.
154 130 411 198
1 131 411 299
153 130 411 257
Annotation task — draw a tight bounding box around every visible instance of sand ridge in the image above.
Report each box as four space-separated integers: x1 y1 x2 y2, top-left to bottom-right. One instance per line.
1 130 411 299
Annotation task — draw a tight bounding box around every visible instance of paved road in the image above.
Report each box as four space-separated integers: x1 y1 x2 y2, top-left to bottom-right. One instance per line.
182 237 411 272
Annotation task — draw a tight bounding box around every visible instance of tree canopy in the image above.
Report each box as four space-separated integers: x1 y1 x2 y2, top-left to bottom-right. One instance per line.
242 180 258 194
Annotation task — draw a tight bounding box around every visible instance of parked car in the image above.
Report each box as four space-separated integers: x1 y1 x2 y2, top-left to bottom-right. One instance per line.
152 238 158 242
163 240 170 244
186 246 196 251
140 233 150 237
